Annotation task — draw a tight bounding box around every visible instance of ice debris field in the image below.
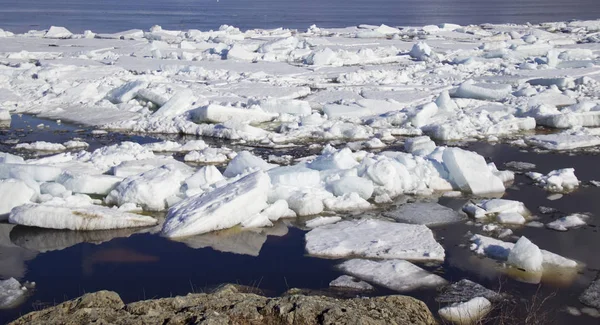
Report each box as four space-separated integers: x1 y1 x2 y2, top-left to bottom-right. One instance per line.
1 19 600 324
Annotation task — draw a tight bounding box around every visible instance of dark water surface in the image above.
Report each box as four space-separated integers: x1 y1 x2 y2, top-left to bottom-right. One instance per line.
1 116 600 324
0 0 600 33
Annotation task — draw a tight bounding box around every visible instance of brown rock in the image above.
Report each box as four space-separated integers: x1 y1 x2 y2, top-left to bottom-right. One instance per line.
10 284 436 325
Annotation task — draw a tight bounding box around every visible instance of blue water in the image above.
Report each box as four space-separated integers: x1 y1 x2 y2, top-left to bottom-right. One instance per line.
0 0 599 33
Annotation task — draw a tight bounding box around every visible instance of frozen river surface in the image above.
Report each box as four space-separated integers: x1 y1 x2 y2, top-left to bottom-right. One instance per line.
0 0 600 32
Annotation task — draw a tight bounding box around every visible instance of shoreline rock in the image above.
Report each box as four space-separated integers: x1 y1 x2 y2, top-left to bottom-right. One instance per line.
10 284 437 325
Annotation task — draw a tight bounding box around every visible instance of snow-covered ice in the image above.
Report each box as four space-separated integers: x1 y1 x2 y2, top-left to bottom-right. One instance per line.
338 259 447 292
305 219 445 261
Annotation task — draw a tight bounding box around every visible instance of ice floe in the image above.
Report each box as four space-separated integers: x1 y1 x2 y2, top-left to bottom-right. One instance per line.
305 219 445 261
338 259 447 292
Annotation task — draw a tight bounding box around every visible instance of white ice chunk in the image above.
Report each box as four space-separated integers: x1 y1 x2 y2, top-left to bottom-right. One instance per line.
323 192 371 212
58 172 122 195
0 153 24 164
111 157 190 177
404 136 436 156
411 102 438 128
223 151 276 177
527 133 600 151
40 182 68 197
106 164 190 211
253 98 311 116
184 165 224 190
268 165 321 187
44 26 72 39
470 234 577 269
442 148 505 195
260 200 296 221
338 259 447 292
507 236 543 272
106 80 147 104
497 212 526 225
0 110 10 121
383 202 464 226
162 171 271 238
153 89 196 118
0 180 35 217
305 219 445 261
526 168 579 192
546 214 587 231
481 199 527 215
453 81 512 101
409 42 433 61
0 163 62 182
308 147 358 171
330 176 373 200
286 187 332 216
438 297 492 325
9 204 158 230
15 141 66 152
193 104 276 124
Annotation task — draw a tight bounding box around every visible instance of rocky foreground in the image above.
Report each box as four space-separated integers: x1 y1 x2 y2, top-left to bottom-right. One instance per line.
10 284 437 325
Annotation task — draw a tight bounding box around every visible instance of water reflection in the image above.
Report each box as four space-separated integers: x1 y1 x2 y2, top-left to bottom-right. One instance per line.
0 224 37 280
9 226 150 253
175 221 289 256
82 248 159 275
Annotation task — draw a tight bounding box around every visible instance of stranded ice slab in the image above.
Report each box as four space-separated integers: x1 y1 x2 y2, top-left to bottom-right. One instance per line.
162 171 271 238
305 219 445 261
9 204 158 231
